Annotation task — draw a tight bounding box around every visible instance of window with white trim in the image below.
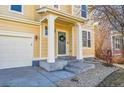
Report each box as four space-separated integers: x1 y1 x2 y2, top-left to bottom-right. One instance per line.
10 5 22 13
113 36 123 50
82 30 91 47
81 5 87 18
53 5 59 9
44 26 48 37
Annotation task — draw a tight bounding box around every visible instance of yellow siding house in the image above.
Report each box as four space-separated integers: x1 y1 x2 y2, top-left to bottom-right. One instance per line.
0 5 95 69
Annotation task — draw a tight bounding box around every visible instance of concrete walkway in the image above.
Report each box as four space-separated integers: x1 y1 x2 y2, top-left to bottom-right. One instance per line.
0 62 118 87
0 66 76 87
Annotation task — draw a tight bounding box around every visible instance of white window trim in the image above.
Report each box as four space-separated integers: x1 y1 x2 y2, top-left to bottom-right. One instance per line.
80 5 88 19
52 5 60 10
82 29 92 49
112 35 123 50
9 5 24 15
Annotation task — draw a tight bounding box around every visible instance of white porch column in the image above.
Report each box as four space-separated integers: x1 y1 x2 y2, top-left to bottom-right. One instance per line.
47 15 57 63
76 23 83 60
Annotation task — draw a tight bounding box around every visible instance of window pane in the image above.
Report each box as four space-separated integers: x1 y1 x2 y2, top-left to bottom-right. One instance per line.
45 26 48 36
81 5 86 11
113 36 123 50
81 5 87 18
82 31 87 47
83 40 87 47
88 32 91 39
54 5 59 9
11 5 22 12
81 11 87 18
88 40 91 47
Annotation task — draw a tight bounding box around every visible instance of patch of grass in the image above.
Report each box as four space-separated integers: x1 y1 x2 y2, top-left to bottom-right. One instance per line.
97 69 124 87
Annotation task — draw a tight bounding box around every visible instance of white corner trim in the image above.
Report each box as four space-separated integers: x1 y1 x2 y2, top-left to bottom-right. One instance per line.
9 5 24 15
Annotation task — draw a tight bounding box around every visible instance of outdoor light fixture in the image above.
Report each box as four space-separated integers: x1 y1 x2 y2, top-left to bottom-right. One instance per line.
35 35 38 40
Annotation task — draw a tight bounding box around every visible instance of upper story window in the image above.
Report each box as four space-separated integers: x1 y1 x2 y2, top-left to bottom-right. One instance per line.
53 5 59 10
10 5 23 13
81 5 87 18
82 30 91 48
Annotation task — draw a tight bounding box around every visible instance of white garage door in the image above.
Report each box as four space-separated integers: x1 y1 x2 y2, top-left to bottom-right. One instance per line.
0 31 34 69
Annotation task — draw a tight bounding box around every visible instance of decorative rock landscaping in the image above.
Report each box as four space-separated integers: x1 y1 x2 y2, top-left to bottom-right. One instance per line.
56 63 118 87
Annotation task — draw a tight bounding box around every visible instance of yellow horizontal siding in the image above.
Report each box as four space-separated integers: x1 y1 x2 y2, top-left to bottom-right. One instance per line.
0 5 39 21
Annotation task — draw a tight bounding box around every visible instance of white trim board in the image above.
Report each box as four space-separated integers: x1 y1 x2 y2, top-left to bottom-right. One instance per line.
0 30 34 38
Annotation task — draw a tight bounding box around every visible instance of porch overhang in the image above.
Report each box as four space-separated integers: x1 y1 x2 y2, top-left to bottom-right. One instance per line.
37 6 86 24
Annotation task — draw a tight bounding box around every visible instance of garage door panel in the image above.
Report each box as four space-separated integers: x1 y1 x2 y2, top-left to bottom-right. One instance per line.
0 35 33 69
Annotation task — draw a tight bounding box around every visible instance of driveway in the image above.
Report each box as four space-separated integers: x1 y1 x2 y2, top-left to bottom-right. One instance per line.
0 66 75 87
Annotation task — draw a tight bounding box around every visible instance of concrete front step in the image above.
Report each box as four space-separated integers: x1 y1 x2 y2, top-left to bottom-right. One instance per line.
67 59 82 64
39 59 68 71
64 66 82 74
58 56 76 60
64 62 95 74
68 62 95 69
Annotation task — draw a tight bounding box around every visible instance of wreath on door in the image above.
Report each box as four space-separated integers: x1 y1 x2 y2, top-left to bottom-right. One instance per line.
59 35 65 41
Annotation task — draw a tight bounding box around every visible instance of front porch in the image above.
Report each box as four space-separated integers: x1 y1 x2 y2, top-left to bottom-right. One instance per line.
38 7 84 63
36 7 95 72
